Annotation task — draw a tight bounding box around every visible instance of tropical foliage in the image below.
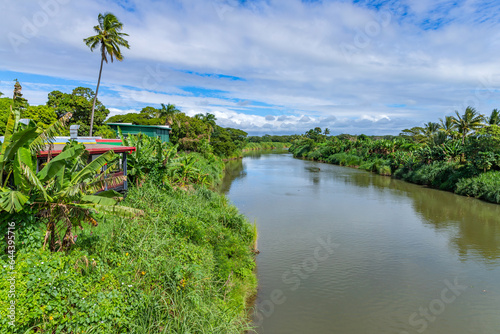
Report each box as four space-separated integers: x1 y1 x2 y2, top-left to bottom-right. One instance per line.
0 105 141 252
0 179 256 333
118 131 225 189
0 123 255 332
47 87 114 137
290 106 500 204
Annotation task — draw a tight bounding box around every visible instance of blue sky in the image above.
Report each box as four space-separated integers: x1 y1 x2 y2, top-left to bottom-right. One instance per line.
2 0 500 135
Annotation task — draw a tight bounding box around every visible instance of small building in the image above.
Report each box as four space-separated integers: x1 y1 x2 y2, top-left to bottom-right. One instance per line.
107 123 171 143
1 123 136 192
35 125 136 192
37 143 135 192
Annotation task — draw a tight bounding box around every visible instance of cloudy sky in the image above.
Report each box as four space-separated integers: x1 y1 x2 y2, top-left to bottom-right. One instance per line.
1 0 500 135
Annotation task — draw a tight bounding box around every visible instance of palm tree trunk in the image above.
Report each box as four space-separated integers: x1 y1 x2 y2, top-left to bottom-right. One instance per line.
89 57 104 136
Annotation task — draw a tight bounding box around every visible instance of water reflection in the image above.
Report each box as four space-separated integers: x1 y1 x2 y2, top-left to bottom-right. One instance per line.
219 159 245 193
327 164 500 262
243 148 289 160
223 153 500 334
219 150 288 193
223 155 500 262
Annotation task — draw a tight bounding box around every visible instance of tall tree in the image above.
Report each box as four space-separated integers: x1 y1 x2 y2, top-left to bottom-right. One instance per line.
400 126 426 143
139 106 159 119
423 122 440 142
84 12 129 136
451 106 485 144
439 115 457 138
47 87 111 137
487 109 500 125
159 103 180 126
194 112 217 136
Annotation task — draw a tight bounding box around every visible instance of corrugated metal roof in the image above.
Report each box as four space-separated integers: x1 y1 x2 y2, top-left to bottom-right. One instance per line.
38 144 136 157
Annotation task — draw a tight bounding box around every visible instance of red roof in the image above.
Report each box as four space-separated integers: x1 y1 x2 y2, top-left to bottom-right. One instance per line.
38 144 136 157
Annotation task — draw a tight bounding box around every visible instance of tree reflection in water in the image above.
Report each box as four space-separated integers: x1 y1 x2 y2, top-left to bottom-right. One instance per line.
333 166 500 262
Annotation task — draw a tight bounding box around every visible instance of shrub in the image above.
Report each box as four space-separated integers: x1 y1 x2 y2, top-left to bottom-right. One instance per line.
396 161 480 191
0 179 257 333
359 158 390 173
306 149 322 161
455 171 500 203
378 165 392 176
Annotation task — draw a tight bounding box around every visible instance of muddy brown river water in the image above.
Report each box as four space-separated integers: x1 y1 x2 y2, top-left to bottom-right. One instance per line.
221 152 500 334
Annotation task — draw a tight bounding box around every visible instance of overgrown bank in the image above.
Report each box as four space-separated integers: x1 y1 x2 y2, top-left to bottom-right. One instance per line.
221 142 291 160
243 142 290 151
289 111 500 204
1 181 257 333
1 124 257 333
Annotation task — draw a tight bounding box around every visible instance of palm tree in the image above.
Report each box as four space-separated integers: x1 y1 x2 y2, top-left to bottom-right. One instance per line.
451 106 485 144
195 112 217 133
439 116 457 138
400 126 426 143
158 103 180 127
324 128 330 135
84 13 129 136
423 122 440 138
203 113 217 130
487 109 500 125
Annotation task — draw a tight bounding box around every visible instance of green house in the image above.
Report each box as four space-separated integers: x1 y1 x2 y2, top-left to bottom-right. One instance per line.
107 123 171 143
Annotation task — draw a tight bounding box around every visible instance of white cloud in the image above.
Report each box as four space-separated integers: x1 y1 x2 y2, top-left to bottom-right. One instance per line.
2 0 500 134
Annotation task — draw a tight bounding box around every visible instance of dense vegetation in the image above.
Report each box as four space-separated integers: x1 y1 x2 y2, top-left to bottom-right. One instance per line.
1 83 114 138
107 106 291 158
0 88 257 332
290 107 500 204
0 172 257 333
1 81 291 161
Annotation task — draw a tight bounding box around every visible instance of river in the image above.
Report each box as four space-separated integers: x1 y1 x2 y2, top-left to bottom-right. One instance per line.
220 152 500 334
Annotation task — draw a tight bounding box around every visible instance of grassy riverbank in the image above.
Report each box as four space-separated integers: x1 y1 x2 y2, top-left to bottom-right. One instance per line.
291 146 500 204
243 142 290 151
222 142 291 160
0 151 257 333
290 123 500 204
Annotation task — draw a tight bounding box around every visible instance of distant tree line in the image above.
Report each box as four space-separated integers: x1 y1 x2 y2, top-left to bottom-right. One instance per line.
1 81 295 158
290 106 500 204
0 83 114 138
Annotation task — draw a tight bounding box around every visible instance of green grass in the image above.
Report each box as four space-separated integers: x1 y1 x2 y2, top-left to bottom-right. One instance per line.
456 171 500 203
0 156 257 333
243 142 290 151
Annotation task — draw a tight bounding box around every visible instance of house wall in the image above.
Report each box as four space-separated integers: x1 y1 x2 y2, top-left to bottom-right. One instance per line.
108 124 170 143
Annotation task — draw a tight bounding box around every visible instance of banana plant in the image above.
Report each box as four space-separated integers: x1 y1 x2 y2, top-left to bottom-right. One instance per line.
118 129 178 186
1 107 143 251
0 107 69 211
167 155 205 187
32 142 142 251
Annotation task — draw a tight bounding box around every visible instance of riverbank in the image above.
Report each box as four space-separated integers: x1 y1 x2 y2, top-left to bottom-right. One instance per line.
290 145 500 205
0 152 258 333
222 142 291 161
243 142 290 151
